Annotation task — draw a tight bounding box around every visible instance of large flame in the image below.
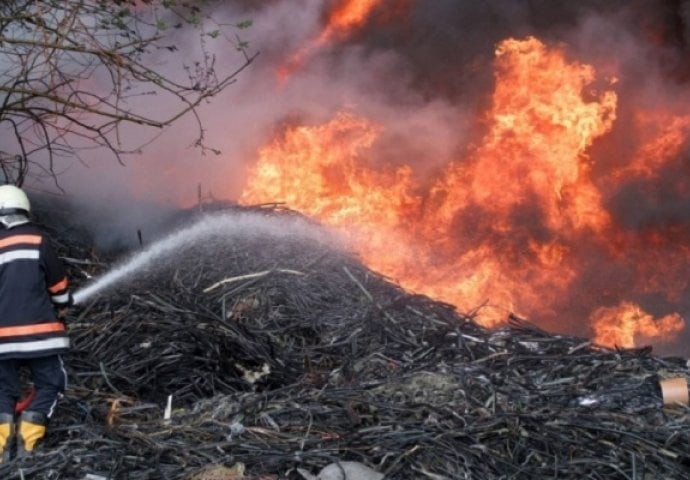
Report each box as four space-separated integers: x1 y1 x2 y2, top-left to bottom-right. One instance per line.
243 36 687 348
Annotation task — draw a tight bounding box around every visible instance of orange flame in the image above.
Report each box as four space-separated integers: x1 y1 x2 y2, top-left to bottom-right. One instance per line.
240 112 421 276
429 37 616 235
244 36 687 348
591 302 684 348
277 0 389 83
614 111 690 181
323 0 384 40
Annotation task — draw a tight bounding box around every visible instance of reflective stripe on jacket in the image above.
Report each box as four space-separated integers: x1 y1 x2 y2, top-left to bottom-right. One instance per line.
0 224 71 359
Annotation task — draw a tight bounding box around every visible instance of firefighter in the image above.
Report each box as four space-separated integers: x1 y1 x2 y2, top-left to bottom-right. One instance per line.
0 185 72 462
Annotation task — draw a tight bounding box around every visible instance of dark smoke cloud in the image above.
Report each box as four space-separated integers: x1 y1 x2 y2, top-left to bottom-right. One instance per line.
348 1 690 101
609 157 690 233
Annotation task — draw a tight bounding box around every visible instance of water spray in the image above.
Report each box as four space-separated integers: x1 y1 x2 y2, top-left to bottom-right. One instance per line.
71 210 342 305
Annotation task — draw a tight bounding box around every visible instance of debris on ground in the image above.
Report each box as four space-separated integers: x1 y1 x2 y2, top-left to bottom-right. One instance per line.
2 204 687 479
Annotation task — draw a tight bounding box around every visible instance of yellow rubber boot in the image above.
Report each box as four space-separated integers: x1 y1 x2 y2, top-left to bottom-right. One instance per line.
0 413 14 463
16 411 45 458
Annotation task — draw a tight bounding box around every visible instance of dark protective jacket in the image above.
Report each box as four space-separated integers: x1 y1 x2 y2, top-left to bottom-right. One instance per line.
0 223 71 360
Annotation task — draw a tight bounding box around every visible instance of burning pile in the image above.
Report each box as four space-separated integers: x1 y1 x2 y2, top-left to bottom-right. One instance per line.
0 204 687 479
240 32 690 353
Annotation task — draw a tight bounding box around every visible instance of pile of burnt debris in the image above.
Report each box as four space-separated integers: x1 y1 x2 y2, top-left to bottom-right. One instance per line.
1 203 688 479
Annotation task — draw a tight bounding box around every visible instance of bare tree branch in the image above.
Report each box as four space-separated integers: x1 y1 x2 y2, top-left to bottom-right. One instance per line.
0 0 257 186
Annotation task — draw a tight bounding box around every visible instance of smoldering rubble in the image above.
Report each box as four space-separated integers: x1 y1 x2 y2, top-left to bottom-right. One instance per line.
2 204 688 479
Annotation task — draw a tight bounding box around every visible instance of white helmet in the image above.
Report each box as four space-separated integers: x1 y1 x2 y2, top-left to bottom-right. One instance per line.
0 184 30 215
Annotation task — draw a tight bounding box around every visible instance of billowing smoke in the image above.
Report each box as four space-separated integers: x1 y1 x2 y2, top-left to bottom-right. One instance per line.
47 0 690 355
54 1 690 194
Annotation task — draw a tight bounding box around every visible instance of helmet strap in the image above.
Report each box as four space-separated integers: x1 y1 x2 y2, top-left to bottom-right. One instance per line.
0 213 29 229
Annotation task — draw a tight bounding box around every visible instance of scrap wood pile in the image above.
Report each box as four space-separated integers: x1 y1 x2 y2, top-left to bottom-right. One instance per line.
1 204 689 479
